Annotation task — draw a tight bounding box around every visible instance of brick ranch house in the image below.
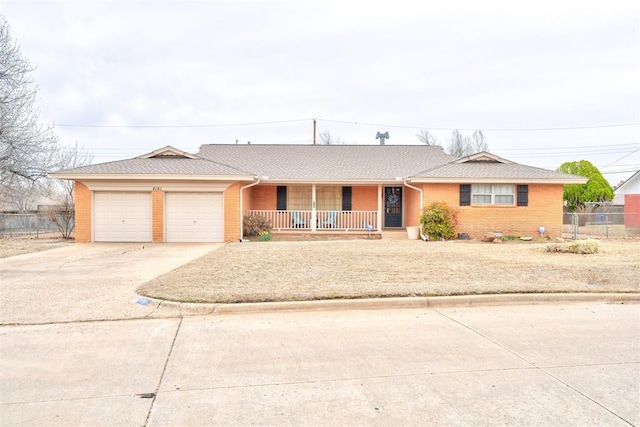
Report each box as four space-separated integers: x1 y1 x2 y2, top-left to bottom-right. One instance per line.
51 144 587 243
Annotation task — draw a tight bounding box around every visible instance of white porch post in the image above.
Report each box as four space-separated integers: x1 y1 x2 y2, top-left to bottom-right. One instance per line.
377 184 383 231
311 184 317 231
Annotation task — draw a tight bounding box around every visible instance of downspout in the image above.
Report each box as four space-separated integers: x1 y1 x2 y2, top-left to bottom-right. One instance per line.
403 179 427 241
239 177 260 242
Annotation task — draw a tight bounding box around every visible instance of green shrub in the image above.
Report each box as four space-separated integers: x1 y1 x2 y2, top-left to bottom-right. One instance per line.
544 239 599 254
419 201 458 240
243 214 272 237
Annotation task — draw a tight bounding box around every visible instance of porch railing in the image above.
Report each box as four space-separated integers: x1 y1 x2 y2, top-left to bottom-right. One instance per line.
247 210 378 231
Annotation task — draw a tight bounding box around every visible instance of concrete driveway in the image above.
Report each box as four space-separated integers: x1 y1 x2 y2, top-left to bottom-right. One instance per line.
0 243 221 325
1 303 638 426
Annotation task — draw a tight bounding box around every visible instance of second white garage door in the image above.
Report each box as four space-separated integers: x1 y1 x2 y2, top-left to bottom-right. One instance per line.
165 192 224 242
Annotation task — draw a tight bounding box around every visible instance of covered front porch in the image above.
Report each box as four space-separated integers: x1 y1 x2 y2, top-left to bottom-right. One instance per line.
246 209 379 231
243 182 421 234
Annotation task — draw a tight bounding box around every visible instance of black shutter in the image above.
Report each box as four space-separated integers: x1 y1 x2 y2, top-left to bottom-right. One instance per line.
517 185 529 206
277 186 287 210
460 184 471 206
342 187 352 211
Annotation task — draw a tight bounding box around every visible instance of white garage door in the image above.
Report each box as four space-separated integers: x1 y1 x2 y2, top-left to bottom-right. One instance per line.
94 192 152 242
165 192 224 242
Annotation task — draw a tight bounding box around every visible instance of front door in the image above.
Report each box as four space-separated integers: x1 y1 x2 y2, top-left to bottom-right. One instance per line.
384 187 402 228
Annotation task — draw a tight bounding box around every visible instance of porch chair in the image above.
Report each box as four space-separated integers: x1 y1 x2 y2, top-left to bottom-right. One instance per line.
291 211 306 228
321 211 338 228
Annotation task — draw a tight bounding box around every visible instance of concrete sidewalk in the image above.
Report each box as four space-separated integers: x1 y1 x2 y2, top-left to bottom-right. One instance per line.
0 243 221 325
1 302 638 426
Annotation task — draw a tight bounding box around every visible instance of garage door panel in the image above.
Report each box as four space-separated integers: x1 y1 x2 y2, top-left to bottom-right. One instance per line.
94 192 152 242
165 193 223 242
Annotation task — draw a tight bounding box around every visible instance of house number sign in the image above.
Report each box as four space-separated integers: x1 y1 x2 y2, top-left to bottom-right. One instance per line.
153 186 162 191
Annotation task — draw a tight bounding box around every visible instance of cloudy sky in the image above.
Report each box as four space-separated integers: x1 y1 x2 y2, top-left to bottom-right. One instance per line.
3 0 639 185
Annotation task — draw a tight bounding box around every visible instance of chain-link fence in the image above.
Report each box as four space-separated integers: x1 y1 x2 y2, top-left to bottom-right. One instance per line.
563 211 639 239
0 213 70 238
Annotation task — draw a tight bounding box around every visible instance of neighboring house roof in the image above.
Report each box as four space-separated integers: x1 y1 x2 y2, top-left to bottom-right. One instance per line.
613 170 640 205
50 144 588 184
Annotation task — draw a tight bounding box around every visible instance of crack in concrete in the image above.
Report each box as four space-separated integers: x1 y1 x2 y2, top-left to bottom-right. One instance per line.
433 309 636 426
143 317 183 427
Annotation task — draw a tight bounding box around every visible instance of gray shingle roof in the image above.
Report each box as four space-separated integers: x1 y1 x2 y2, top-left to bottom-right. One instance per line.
54 157 252 176
413 162 584 181
197 144 457 181
52 144 586 183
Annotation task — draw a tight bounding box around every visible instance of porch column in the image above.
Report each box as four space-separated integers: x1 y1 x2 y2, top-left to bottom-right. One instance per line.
377 184 383 231
311 184 317 231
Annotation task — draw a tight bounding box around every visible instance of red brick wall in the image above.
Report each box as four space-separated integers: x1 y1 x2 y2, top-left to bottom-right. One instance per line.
352 186 378 210
74 181 91 242
251 185 277 210
404 186 421 227
624 194 640 228
421 183 564 238
224 182 241 242
152 190 164 243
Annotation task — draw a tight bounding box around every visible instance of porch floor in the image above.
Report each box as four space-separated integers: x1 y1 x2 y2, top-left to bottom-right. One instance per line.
262 229 410 241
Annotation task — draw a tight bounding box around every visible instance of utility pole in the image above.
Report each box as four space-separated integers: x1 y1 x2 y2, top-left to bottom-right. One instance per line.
313 118 316 145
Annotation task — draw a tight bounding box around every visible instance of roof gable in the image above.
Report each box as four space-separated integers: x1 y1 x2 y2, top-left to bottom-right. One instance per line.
453 152 513 164
137 145 196 159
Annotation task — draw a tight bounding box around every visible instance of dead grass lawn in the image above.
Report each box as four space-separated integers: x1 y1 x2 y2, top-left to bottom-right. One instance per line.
138 239 640 303
0 236 71 258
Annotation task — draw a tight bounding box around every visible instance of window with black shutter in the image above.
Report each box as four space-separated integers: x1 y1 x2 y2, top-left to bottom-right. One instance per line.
277 186 287 210
460 184 471 206
517 185 529 206
342 187 352 211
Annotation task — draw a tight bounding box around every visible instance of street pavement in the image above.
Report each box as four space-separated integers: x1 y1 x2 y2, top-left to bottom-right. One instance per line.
1 244 638 425
1 302 639 426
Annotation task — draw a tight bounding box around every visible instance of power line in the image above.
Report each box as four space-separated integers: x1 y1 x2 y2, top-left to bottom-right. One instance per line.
496 143 639 152
316 118 640 132
49 117 640 132
54 118 313 128
601 148 640 168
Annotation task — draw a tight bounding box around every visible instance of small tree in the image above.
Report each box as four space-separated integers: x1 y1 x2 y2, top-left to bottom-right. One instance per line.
48 144 93 238
419 201 458 240
557 160 614 211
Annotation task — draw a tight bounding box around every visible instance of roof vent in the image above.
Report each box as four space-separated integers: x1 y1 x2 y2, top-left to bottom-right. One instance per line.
376 131 389 145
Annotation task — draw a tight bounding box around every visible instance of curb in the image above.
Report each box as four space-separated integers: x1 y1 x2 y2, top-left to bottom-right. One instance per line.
147 293 640 316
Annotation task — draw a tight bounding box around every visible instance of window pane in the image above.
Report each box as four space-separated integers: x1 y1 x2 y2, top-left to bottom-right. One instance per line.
495 195 514 205
473 195 491 204
473 184 491 194
317 186 340 210
288 186 311 210
494 185 514 195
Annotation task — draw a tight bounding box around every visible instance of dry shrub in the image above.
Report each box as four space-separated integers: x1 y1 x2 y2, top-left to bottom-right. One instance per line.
544 239 600 254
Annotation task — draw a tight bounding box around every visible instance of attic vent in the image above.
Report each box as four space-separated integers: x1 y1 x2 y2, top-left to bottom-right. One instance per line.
152 153 185 158
467 158 500 163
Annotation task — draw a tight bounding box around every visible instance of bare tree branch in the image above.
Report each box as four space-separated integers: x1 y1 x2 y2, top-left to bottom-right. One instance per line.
415 129 440 146
1 15 62 193
445 130 489 157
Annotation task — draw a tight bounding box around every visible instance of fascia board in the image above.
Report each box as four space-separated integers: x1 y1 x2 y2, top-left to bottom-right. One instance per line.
409 177 589 184
259 179 406 185
49 173 256 181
